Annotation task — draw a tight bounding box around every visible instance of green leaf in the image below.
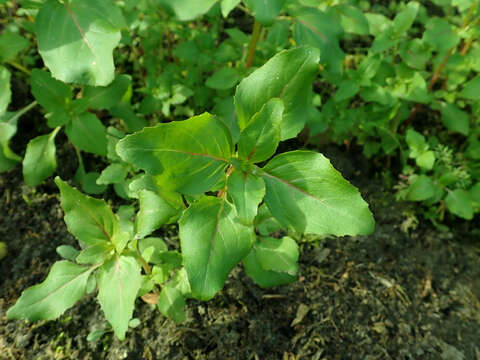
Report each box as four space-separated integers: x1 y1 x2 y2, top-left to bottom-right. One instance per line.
292 8 344 74
35 0 125 86
334 79 359 102
255 236 299 276
334 4 369 35
65 113 107 156
163 0 219 21
441 103 470 135
56 245 80 261
82 75 131 110
392 1 419 35
243 0 285 26
445 189 474 220
135 189 183 239
235 47 319 140
30 69 72 113
423 18 460 53
0 32 29 62
460 77 480 100
157 285 186 323
76 242 114 264
0 66 11 116
205 67 240 90
416 150 435 170
179 196 255 300
74 169 108 195
406 128 428 157
237 98 283 163
7 261 95 321
96 163 128 185
221 0 240 17
470 183 480 211
227 169 265 224
138 237 168 264
406 175 435 201
55 177 119 246
23 128 60 187
399 39 431 70
262 151 375 236
117 113 233 195
97 256 142 340
243 248 296 288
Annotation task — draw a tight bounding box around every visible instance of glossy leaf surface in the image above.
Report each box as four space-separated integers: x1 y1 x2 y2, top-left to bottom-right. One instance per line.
235 47 319 140
56 177 119 246
35 0 125 86
117 113 233 195
97 256 142 340
179 197 255 300
7 261 95 321
262 151 375 236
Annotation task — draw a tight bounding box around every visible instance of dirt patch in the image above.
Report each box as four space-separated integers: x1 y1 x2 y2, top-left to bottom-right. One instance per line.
1 151 479 359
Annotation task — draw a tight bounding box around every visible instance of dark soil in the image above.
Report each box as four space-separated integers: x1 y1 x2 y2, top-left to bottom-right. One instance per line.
1 146 479 360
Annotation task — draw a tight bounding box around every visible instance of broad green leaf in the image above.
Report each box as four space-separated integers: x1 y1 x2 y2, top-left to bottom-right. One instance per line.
205 67 240 90
96 163 128 185
237 98 283 163
97 256 142 340
65 113 107 156
76 242 114 264
262 151 375 236
406 175 435 201
235 47 319 140
117 113 233 195
135 189 182 239
243 248 296 288
82 75 131 110
441 103 470 135
55 177 119 246
179 196 255 300
423 18 460 53
221 0 240 17
0 66 11 116
470 183 480 211
365 13 391 36
110 104 147 133
138 237 168 264
334 4 369 35
445 189 474 220
293 8 343 74
157 285 186 323
460 77 480 100
452 0 476 11
254 203 284 236
227 169 265 224
30 69 72 113
35 0 126 86
162 0 218 21
23 128 59 187
392 1 419 35
0 145 19 172
466 139 480 160
244 0 285 26
213 96 240 144
0 32 29 62
7 261 95 321
255 236 299 276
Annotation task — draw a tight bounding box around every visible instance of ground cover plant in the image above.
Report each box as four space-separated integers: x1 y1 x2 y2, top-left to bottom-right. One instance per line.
0 0 479 348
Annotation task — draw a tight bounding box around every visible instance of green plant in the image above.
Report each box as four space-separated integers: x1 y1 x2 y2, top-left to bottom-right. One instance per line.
7 47 375 340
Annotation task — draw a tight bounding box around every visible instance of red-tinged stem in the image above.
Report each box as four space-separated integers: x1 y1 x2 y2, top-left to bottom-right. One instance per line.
246 20 261 69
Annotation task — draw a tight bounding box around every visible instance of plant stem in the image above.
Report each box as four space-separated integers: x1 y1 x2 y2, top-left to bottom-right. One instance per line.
246 20 261 69
6 60 30 75
6 100 37 124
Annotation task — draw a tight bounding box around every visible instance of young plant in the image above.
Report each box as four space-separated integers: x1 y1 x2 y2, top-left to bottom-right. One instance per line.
7 47 375 339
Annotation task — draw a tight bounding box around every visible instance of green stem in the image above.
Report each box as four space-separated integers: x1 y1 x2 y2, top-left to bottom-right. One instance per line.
6 60 30 75
6 100 38 124
246 20 261 69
